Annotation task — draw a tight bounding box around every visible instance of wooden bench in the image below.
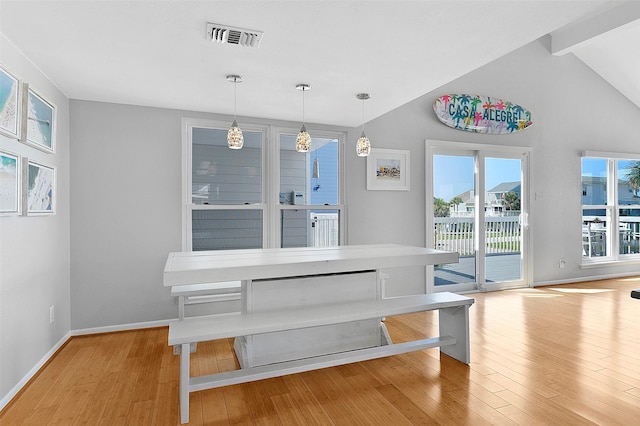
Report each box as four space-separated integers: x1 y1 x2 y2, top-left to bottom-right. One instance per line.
171 281 241 319
169 291 474 424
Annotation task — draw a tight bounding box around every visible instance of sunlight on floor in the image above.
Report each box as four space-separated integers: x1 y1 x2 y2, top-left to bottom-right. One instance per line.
521 293 563 298
511 288 563 298
619 276 640 282
547 288 615 294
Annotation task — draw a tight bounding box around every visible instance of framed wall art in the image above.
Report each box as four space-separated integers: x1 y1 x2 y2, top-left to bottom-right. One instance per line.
25 159 55 214
25 87 56 153
0 150 21 214
0 65 22 140
366 148 410 191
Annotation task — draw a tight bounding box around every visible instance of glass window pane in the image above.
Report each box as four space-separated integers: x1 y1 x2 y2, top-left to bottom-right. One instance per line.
618 160 640 205
582 208 607 257
192 128 262 205
581 158 607 205
485 157 522 283
432 154 476 286
281 209 339 248
619 208 640 254
280 135 338 206
192 209 262 250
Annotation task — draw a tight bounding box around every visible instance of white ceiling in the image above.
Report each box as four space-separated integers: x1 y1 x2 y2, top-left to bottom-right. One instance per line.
1 1 638 127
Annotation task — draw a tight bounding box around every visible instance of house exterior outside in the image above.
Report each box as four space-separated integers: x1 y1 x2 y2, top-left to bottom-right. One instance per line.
449 182 521 217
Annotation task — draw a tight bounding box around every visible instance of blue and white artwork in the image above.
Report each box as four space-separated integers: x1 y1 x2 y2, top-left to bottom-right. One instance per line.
27 88 55 152
0 66 20 139
27 161 55 214
0 151 19 213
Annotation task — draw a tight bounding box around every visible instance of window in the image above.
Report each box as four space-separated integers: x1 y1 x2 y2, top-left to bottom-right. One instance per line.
581 153 640 262
277 132 341 248
183 119 344 251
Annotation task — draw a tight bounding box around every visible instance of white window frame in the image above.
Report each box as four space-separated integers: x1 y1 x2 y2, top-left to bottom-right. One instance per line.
271 126 346 248
581 150 640 266
182 118 346 251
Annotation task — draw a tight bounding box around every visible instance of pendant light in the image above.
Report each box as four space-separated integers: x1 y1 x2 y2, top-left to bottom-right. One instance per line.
295 83 311 153
227 74 243 149
356 93 371 157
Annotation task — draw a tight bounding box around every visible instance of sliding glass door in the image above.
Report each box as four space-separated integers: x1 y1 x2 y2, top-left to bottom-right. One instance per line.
428 142 530 292
431 151 477 291
483 156 524 291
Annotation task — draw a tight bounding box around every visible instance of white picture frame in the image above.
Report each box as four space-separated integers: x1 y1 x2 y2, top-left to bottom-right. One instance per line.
25 87 56 153
366 148 410 191
25 159 55 214
0 150 21 214
0 65 23 140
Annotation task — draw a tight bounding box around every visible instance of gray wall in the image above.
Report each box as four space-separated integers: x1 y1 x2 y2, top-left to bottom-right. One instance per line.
0 35 71 402
69 103 346 329
347 36 640 292
69 102 183 329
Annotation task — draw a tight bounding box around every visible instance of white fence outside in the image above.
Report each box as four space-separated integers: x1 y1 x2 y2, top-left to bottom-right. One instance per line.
312 213 339 247
434 216 521 256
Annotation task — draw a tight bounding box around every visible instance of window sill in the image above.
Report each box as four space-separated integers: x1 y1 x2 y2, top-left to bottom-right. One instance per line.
580 257 640 269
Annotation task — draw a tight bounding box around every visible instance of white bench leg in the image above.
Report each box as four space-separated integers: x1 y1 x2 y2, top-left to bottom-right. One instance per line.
178 296 185 320
438 305 470 364
180 343 190 424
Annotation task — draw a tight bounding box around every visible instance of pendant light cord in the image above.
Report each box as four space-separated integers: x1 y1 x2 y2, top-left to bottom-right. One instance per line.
302 88 305 125
361 98 365 133
234 79 238 119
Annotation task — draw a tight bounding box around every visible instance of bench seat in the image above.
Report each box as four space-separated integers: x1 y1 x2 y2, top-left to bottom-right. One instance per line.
170 291 474 424
169 292 472 345
171 281 241 319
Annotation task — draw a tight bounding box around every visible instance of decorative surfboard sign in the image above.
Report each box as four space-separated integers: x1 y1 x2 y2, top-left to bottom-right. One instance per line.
433 94 533 134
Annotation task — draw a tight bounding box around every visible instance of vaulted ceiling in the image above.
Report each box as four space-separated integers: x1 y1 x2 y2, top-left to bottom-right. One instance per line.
1 1 638 127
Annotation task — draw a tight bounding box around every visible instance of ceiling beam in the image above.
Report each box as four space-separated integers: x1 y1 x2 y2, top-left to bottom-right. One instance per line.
551 2 640 56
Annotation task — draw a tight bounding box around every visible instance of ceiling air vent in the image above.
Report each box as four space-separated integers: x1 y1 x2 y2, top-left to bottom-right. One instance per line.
206 22 263 48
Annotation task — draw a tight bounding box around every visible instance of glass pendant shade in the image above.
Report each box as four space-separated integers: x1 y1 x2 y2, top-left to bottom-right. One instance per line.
226 74 243 149
227 119 244 149
295 84 312 153
296 124 311 153
356 131 371 157
356 93 372 157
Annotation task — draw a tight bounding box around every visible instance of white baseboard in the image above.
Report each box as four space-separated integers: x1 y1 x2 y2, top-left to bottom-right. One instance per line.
1 318 176 412
534 271 640 287
71 318 173 336
0 331 71 412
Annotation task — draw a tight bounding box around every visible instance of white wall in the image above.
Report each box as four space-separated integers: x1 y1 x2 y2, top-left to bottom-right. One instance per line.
0 36 71 404
347 36 640 292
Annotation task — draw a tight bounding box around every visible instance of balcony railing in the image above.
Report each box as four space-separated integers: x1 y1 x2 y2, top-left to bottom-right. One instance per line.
434 216 521 256
311 213 339 247
582 218 640 257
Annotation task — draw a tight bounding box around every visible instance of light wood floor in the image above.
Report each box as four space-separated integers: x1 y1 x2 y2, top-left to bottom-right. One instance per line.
2 277 640 425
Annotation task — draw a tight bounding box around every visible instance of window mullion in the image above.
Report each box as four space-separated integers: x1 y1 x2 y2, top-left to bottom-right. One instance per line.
609 159 617 258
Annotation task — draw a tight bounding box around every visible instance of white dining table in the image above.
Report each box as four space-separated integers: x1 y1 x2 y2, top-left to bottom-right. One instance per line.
164 244 459 368
164 244 459 286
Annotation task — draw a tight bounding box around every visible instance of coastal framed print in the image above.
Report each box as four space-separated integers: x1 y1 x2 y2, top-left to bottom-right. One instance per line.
0 65 22 140
25 87 56 153
0 150 21 214
25 159 55 214
366 148 410 191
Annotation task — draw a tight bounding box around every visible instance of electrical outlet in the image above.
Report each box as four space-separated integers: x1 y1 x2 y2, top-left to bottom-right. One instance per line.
559 259 566 269
49 305 55 324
